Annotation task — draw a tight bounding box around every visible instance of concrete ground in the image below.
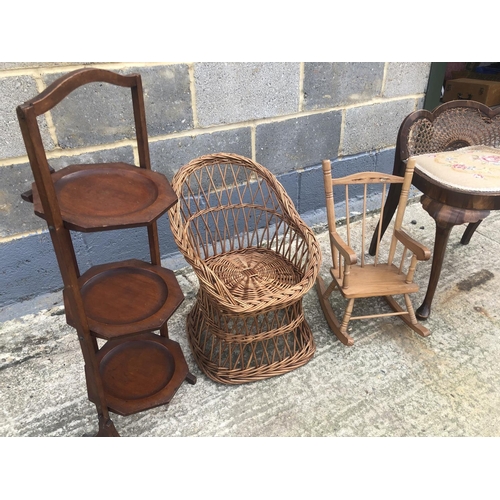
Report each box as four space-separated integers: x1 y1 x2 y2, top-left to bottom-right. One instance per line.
1 201 500 438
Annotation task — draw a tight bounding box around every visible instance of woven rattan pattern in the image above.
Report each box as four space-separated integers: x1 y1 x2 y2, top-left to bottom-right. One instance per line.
405 105 500 158
206 248 302 301
169 153 321 384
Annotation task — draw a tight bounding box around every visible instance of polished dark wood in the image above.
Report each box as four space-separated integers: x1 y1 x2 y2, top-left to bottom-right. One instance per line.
369 100 500 319
63 259 185 340
86 332 196 416
31 163 177 231
416 195 491 319
96 416 120 437
17 67 194 436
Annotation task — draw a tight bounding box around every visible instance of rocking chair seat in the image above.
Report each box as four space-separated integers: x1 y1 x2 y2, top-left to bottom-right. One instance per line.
330 264 420 299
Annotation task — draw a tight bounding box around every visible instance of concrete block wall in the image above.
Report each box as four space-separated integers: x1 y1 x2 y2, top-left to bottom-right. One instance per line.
0 62 431 306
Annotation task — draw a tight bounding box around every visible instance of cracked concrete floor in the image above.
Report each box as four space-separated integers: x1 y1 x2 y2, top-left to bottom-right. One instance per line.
1 203 500 438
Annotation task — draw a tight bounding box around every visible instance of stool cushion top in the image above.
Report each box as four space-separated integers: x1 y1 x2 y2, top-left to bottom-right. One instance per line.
411 145 500 194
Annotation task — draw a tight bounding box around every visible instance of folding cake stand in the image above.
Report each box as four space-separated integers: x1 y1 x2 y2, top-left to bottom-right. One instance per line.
17 67 196 436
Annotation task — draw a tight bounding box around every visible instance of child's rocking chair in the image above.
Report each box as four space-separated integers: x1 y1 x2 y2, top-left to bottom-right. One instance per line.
316 159 431 346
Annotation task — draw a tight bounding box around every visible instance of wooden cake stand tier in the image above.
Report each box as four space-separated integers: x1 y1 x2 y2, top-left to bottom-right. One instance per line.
64 259 185 340
32 162 178 231
86 332 196 416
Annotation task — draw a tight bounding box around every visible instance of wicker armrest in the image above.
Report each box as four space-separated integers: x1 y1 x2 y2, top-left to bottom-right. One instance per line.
286 218 322 275
394 229 431 261
294 224 322 288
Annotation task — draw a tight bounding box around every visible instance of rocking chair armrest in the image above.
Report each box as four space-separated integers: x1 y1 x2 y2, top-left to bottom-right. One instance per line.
330 231 357 265
394 229 431 261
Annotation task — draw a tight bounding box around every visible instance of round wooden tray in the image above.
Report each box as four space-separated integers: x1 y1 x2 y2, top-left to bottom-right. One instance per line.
86 332 193 416
64 259 184 339
32 162 178 231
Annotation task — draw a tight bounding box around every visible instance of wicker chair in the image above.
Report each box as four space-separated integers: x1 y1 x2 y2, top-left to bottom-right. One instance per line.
369 100 500 318
169 153 321 384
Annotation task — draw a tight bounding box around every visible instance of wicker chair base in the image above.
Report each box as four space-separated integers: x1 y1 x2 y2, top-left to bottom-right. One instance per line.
186 296 316 385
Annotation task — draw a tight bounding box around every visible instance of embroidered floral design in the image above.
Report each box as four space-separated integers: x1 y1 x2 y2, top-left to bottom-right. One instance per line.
452 163 473 171
417 146 500 189
479 154 500 164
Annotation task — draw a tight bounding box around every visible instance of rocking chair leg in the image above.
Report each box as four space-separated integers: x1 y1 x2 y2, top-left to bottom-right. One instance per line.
315 276 354 346
384 295 430 337
340 299 355 334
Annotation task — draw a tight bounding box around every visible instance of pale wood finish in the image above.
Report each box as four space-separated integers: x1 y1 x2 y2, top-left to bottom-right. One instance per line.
316 159 431 346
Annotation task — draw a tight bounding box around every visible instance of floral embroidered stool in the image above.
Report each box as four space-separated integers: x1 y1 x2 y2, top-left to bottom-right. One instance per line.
407 145 500 318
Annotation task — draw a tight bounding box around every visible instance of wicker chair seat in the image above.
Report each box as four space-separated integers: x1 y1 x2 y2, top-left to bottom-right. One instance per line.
206 248 302 306
169 153 321 384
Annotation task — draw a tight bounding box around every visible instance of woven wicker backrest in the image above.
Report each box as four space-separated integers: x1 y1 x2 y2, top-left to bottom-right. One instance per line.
170 153 317 277
399 100 500 164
